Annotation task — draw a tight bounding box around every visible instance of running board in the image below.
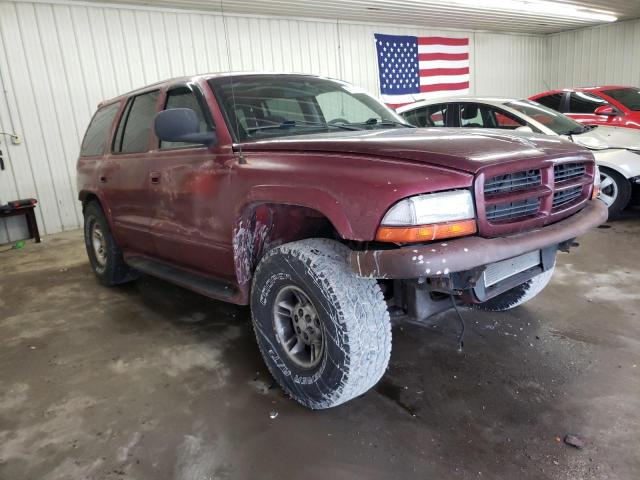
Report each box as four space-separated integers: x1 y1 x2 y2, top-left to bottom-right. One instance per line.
126 256 237 300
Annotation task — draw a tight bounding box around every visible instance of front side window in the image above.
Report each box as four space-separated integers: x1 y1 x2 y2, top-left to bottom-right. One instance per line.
401 104 449 127
568 92 607 114
80 102 120 156
458 104 526 129
113 90 160 154
535 93 564 112
160 86 212 149
209 75 409 142
602 87 640 111
505 100 583 135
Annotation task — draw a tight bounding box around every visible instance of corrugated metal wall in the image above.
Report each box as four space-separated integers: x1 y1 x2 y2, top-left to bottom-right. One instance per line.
0 0 549 243
546 18 640 89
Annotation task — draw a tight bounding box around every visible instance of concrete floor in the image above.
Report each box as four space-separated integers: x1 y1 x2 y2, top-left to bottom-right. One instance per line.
1 210 639 480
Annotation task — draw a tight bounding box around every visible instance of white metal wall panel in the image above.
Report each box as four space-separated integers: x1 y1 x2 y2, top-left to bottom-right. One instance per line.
546 19 640 89
0 0 548 242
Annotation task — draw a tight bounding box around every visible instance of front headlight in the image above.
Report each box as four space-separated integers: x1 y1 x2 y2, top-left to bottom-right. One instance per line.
377 190 477 243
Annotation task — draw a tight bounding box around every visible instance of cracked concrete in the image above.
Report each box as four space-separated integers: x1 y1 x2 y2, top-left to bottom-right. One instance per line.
0 208 639 479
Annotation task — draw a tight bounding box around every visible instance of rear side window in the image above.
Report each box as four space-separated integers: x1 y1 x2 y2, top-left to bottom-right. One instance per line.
568 92 607 113
401 104 449 127
80 102 120 156
535 93 564 111
160 86 212 149
113 90 159 154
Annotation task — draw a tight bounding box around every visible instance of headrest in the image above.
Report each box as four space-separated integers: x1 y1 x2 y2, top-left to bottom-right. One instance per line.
461 105 478 120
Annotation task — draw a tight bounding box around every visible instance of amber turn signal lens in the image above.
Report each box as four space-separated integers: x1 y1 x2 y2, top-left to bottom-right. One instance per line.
375 219 477 243
592 185 600 200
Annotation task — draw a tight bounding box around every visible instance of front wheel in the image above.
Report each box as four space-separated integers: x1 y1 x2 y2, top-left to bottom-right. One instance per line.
599 167 631 218
250 239 391 409
471 266 555 312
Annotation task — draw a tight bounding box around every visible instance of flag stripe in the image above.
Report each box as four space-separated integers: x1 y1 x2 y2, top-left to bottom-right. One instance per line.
419 81 470 93
418 44 469 55
419 67 469 77
419 59 469 69
417 36 469 46
418 52 469 61
420 74 470 86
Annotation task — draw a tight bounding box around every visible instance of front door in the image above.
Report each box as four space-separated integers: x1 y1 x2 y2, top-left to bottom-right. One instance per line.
99 90 160 255
147 83 234 280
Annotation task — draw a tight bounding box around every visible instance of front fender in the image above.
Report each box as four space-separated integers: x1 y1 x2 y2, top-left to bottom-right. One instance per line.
593 148 640 179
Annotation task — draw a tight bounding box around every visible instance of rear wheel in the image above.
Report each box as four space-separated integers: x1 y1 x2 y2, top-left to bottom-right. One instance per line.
471 266 555 312
599 167 631 218
83 201 137 286
250 239 391 409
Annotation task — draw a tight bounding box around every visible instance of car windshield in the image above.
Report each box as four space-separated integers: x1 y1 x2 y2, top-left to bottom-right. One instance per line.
209 75 411 142
602 87 640 111
505 99 587 135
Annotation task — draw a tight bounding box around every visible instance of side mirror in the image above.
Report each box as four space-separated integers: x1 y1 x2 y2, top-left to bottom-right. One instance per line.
594 105 617 116
515 125 534 133
154 108 217 146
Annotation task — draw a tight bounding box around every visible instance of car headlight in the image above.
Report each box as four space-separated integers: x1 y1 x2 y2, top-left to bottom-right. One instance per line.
376 190 477 243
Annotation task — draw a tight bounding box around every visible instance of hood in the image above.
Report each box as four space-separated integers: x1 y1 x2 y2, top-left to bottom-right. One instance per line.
577 125 640 150
239 128 593 174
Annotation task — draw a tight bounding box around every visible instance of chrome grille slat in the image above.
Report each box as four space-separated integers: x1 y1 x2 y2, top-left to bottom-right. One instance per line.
552 186 582 208
554 162 586 182
486 198 540 221
484 169 541 195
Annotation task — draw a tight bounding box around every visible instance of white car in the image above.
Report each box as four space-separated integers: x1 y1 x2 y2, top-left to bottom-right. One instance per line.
397 97 640 216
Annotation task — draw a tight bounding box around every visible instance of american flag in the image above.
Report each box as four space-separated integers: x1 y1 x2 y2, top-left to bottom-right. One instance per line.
374 34 470 108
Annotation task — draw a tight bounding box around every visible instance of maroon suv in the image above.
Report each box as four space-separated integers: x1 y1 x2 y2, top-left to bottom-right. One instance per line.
77 73 607 409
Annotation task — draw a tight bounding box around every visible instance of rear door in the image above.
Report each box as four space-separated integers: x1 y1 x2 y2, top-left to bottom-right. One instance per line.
99 90 160 254
147 82 232 278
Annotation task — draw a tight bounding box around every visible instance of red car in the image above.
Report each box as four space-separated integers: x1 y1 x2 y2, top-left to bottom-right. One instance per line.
530 86 640 130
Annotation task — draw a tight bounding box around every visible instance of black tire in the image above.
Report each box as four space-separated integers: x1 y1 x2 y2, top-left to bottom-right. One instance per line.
599 167 631 219
83 201 137 286
250 239 391 409
471 266 555 312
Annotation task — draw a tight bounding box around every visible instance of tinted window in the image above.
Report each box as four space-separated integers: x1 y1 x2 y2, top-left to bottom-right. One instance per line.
459 104 526 129
80 102 120 156
113 90 159 154
401 104 449 127
568 92 607 113
535 93 564 111
603 87 640 111
160 87 211 149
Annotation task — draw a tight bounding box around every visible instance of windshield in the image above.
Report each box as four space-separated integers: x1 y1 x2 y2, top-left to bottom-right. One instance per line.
602 87 640 111
208 75 411 142
505 99 586 135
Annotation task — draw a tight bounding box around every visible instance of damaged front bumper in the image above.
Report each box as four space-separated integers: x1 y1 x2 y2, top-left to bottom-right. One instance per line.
349 199 608 280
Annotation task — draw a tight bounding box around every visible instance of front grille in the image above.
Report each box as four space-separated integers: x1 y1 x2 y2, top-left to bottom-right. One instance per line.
553 186 582 209
554 162 586 182
484 169 541 195
486 198 540 221
477 160 592 236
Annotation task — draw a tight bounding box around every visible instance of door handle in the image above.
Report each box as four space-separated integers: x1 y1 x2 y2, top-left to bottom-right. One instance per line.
150 172 161 184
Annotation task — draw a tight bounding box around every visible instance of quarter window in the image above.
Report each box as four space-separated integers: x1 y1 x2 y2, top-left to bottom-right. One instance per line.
401 104 449 127
80 102 120 156
568 92 607 114
160 87 212 149
535 93 564 112
113 90 159 154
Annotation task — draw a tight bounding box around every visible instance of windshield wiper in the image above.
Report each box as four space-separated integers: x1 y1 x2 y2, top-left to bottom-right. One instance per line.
246 120 359 133
359 118 416 128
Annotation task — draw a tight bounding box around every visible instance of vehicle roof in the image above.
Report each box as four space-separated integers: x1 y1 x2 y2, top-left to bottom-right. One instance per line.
396 96 517 113
98 72 330 107
533 86 635 95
